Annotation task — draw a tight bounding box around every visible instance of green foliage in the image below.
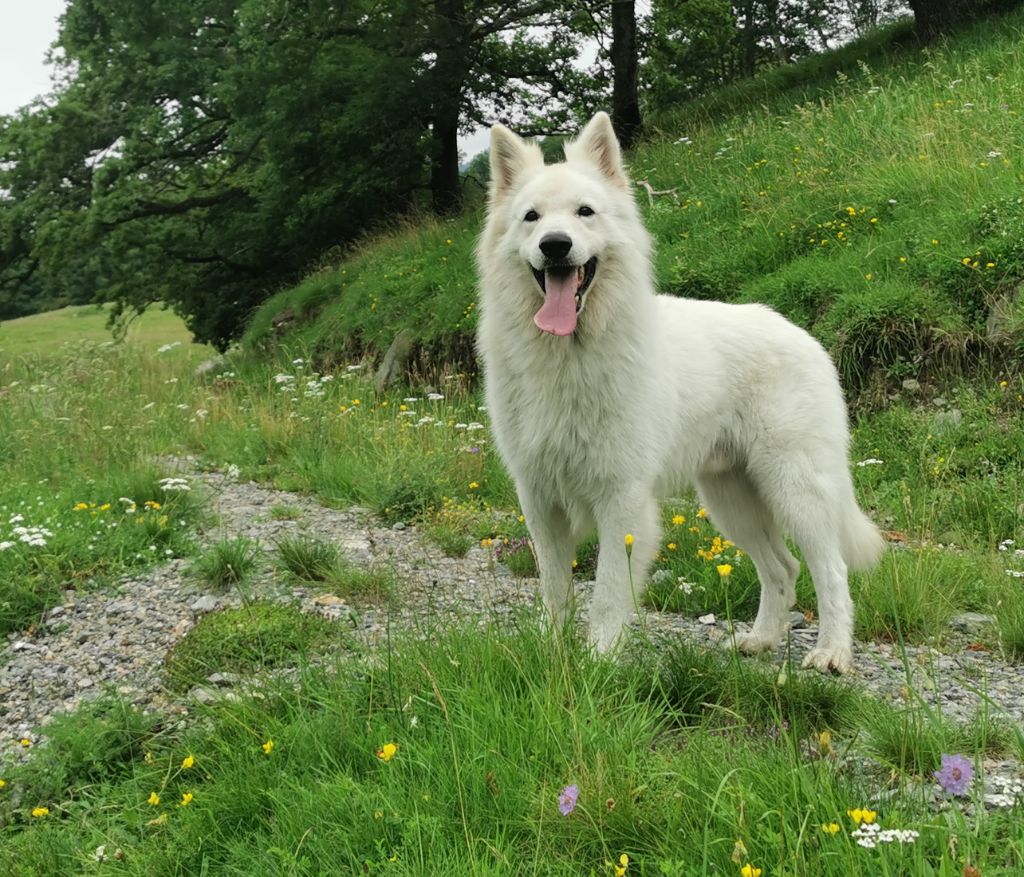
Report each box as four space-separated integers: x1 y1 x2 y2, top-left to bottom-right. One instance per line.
193 536 262 590
163 603 341 692
8 697 159 807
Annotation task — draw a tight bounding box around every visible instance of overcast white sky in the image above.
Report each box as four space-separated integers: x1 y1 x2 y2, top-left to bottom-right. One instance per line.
0 0 66 115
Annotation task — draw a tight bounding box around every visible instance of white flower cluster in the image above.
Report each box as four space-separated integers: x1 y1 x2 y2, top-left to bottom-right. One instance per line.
11 525 54 548
856 458 884 467
159 477 191 493
1000 539 1024 578
156 342 182 354
851 823 919 849
303 375 334 398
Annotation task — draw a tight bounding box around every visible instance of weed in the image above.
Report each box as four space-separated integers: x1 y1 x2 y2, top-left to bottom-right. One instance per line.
192 536 261 590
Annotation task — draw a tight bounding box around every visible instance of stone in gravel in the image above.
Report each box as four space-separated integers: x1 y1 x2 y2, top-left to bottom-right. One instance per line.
901 378 921 393
788 611 807 630
207 672 239 687
949 612 996 634
392 522 407 531
698 613 717 625
190 595 220 613
77 677 94 689
313 594 346 606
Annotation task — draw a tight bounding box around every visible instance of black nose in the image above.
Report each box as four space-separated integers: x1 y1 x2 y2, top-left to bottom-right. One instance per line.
539 232 572 261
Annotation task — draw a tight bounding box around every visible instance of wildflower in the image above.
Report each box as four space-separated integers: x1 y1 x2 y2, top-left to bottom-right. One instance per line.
20 738 31 748
480 538 493 548
716 564 733 577
697 507 707 518
671 514 686 525
624 533 634 555
608 853 629 876
31 806 49 818
262 740 274 756
147 792 160 806
179 792 193 807
934 754 973 796
0 778 6 789
847 808 877 825
181 754 195 770
73 502 89 511
468 482 480 491
822 822 841 834
558 783 579 815
818 729 834 756
740 866 762 877
0 542 13 552
377 743 398 762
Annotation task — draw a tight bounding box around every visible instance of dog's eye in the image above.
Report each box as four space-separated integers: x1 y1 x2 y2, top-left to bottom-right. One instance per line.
577 205 595 217
524 209 539 222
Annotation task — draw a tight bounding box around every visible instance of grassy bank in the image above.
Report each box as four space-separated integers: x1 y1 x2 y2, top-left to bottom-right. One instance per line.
243 12 1024 391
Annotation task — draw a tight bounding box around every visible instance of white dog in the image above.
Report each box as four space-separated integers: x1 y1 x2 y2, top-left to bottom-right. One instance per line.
475 112 883 673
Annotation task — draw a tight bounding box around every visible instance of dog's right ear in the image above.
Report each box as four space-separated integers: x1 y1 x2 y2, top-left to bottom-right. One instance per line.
489 124 543 200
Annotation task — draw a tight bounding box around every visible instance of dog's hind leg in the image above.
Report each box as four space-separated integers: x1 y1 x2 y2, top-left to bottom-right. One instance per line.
748 455 856 674
588 492 661 652
520 496 576 630
696 468 800 655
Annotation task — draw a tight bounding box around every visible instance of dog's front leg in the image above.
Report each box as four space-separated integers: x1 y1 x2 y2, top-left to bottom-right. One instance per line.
520 495 576 630
588 495 660 652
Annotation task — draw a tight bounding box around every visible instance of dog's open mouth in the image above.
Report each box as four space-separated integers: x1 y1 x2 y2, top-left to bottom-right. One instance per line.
531 257 598 336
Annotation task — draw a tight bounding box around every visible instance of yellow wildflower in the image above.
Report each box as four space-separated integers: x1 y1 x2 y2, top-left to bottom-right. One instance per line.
697 507 707 518
822 822 841 834
667 542 677 551
73 502 89 511
0 778 6 789
468 482 480 490
740 865 762 877
262 740 274 755
179 792 193 807
671 514 686 525
624 533 634 554
377 742 398 762
147 792 160 806
20 738 30 748
31 806 49 818
181 754 195 770
716 564 733 577
847 807 877 825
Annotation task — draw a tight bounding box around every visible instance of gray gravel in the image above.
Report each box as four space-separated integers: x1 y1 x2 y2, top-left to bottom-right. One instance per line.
2 462 1022 804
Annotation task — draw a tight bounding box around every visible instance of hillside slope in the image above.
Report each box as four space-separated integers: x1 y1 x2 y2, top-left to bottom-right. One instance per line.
244 13 1024 390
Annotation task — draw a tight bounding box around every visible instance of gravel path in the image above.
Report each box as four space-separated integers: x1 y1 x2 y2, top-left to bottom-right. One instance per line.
2 464 1022 801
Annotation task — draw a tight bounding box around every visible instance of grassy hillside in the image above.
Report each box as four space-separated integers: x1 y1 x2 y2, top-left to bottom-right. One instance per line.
245 13 1024 391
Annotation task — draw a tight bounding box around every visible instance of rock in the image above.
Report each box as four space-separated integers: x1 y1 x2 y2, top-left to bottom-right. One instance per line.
77 677 94 689
931 408 963 434
392 522 407 531
901 378 921 393
788 611 808 630
949 612 996 634
698 613 717 625
374 328 416 392
189 595 220 613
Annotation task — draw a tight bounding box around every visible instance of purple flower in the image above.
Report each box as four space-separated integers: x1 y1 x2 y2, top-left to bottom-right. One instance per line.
934 754 973 796
558 783 579 816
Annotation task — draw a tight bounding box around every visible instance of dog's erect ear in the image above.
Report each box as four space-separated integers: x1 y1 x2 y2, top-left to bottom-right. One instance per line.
564 112 628 188
489 124 543 200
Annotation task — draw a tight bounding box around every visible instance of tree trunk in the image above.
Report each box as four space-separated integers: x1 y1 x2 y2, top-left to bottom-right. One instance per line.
429 0 467 215
610 0 641 150
739 0 757 78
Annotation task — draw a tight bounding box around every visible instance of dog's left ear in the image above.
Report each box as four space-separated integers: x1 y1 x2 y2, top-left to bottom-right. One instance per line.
564 112 628 188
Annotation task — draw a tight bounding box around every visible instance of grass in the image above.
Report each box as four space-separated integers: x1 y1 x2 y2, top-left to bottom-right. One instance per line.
3 621 1023 875
245 11 1024 390
192 536 262 590
0 303 195 360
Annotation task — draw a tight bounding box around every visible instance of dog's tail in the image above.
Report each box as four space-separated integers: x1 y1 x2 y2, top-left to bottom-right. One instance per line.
841 506 886 572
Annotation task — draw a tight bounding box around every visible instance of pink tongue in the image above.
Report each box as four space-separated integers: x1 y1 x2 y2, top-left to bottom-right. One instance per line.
533 270 578 336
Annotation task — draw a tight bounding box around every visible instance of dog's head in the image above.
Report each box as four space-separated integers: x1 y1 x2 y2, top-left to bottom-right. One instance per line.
481 112 649 337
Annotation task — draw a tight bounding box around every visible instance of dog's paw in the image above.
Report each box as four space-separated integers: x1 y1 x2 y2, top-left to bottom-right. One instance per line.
732 630 779 655
801 646 853 675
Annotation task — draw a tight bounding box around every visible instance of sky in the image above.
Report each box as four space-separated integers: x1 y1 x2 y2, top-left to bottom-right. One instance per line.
0 0 66 115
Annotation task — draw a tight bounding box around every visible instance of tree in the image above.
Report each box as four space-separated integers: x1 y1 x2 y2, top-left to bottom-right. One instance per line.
610 0 642 149
907 0 1024 41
